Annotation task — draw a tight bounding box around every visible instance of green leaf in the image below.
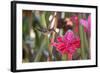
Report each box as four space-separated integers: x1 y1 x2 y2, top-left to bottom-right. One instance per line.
34 35 48 62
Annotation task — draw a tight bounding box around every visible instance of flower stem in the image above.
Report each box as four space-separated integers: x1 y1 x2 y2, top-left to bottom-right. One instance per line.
78 14 87 59
79 25 86 59
62 54 68 60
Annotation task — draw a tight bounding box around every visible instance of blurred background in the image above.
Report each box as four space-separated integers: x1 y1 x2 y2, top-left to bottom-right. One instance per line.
22 10 90 63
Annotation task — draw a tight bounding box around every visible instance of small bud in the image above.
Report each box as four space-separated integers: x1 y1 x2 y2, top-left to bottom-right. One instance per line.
49 15 53 21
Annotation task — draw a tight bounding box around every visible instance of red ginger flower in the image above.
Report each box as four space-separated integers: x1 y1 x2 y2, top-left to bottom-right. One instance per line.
51 30 80 60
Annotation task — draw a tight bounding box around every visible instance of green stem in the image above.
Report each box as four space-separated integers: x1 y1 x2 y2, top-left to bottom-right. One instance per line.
40 12 47 28
79 25 86 59
62 54 68 60
83 32 89 59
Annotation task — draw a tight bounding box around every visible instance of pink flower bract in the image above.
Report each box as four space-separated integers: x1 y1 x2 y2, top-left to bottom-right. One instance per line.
51 30 81 55
80 15 91 34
